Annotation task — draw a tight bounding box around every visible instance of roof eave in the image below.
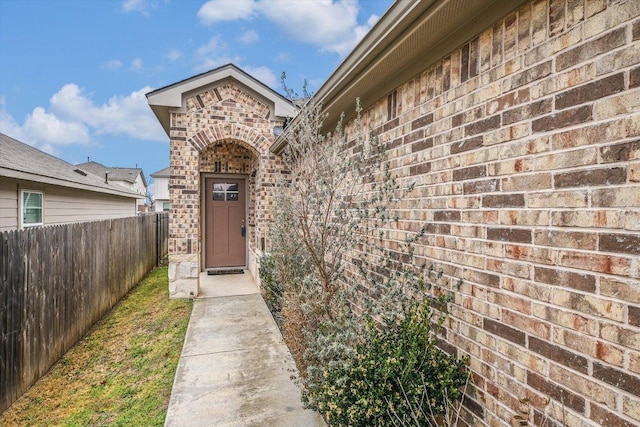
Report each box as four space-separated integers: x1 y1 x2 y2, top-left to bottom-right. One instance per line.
0 167 141 199
271 0 528 154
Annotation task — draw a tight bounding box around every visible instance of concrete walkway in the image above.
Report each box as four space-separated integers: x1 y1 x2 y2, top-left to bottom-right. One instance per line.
164 271 325 427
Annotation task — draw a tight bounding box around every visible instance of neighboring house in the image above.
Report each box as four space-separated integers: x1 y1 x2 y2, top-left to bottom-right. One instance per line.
148 2 640 426
0 133 140 231
75 160 148 212
150 167 169 212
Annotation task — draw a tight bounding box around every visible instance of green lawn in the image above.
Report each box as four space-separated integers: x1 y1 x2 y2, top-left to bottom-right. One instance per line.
0 267 192 427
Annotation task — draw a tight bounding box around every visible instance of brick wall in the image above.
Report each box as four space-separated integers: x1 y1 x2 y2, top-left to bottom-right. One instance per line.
167 83 285 296
340 1 640 425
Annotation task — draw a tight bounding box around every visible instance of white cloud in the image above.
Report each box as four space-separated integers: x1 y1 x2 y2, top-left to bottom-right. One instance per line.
243 65 277 88
194 36 242 72
197 0 379 57
240 29 259 44
0 102 91 154
122 0 153 16
0 83 166 154
258 0 378 56
164 49 183 61
24 107 92 145
276 52 290 63
103 59 124 71
130 58 144 72
49 84 165 141
198 0 257 24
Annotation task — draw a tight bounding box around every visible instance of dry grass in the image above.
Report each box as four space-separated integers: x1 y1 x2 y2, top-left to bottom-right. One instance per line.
0 267 191 427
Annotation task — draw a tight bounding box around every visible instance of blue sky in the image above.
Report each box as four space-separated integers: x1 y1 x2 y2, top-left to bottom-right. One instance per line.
0 0 392 194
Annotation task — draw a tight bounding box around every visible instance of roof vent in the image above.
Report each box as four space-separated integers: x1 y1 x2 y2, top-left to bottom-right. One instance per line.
73 168 87 176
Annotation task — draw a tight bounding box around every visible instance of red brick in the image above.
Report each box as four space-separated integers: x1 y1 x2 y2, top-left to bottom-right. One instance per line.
557 27 626 71
482 193 525 208
484 318 525 346
404 129 424 144
466 115 501 136
451 136 483 154
409 162 431 176
600 234 640 256
534 230 598 250
630 305 640 327
632 66 640 89
558 251 630 277
425 223 451 235
487 88 529 114
509 60 552 90
411 113 433 130
601 140 640 163
502 98 553 125
529 336 588 374
593 362 640 395
549 0 565 36
411 137 433 152
532 105 593 133
555 73 625 110
487 227 532 243
506 245 556 265
534 267 596 292
590 404 637 427
526 371 586 413
453 165 486 181
434 210 461 222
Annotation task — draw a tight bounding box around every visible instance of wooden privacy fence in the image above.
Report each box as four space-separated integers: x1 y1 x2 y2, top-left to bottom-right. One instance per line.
0 212 169 412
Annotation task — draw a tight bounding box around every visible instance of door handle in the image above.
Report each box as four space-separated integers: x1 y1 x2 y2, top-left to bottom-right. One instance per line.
241 220 246 237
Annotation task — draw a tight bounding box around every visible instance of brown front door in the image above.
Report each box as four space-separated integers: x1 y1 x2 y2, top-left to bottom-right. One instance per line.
205 178 246 268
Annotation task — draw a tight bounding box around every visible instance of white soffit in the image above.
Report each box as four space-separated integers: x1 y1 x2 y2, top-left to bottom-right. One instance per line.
316 0 529 128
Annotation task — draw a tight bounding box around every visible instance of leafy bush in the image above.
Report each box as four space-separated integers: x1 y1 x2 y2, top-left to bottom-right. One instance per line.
258 254 282 312
269 79 469 425
308 297 469 427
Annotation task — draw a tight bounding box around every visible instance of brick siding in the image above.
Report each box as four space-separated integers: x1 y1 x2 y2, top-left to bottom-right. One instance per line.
338 1 640 425
167 83 286 296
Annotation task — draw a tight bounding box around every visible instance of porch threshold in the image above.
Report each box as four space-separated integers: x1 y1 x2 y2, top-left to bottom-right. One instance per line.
198 270 258 299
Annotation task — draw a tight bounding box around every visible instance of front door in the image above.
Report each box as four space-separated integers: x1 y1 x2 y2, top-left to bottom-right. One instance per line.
205 178 246 268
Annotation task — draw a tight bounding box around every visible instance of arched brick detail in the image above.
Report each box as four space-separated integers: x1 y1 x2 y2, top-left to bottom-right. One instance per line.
187 123 267 155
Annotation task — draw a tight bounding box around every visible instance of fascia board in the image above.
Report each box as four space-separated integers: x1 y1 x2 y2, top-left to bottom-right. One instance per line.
0 167 140 199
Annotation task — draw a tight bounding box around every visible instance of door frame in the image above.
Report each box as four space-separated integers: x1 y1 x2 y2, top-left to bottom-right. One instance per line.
200 173 249 271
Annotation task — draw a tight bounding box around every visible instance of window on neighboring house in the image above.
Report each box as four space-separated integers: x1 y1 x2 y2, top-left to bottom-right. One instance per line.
21 190 43 228
388 90 398 121
162 202 170 212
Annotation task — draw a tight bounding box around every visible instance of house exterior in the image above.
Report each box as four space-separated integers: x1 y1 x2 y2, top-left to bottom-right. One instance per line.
150 166 169 212
148 1 640 426
75 160 148 212
0 133 140 231
147 64 297 295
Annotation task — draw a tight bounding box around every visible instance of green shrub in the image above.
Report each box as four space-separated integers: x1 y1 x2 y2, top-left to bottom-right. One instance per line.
258 254 282 312
309 296 469 427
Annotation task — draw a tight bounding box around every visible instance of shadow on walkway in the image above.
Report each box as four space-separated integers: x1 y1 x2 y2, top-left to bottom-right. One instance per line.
164 272 325 427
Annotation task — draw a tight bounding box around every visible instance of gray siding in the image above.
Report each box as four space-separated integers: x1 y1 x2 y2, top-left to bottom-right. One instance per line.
0 180 18 231
0 177 136 231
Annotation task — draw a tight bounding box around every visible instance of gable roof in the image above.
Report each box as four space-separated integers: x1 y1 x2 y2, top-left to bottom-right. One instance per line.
0 133 140 199
146 63 298 135
150 167 169 178
75 161 148 187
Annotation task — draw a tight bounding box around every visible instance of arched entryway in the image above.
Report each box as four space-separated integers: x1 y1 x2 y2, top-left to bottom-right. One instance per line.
199 140 258 271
